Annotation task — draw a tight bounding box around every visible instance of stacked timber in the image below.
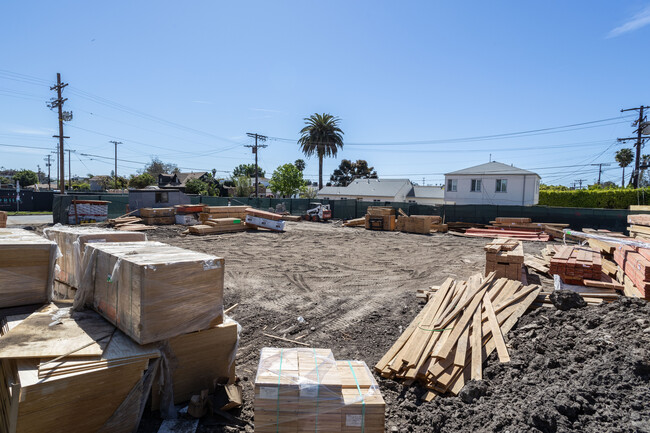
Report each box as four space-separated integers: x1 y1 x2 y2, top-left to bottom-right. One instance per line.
343 218 365 227
627 214 650 240
173 204 204 226
189 217 249 236
139 207 176 225
464 227 550 241
0 228 58 308
375 274 541 399
199 205 249 222
365 207 396 231
254 348 384 433
397 215 442 234
245 208 286 232
0 211 6 228
43 226 146 297
78 241 224 344
0 304 161 432
614 245 650 299
549 246 602 285
484 239 523 281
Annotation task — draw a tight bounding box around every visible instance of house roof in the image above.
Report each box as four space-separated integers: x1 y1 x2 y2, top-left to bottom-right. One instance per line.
177 172 207 185
445 161 539 177
409 185 445 199
318 178 412 197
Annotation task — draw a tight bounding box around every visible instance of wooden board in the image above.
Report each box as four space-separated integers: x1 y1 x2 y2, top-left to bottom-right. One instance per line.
139 207 175 217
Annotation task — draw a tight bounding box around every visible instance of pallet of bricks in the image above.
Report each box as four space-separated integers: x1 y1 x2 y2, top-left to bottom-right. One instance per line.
0 235 240 431
254 347 384 432
484 238 523 281
139 206 176 225
0 211 6 228
190 205 250 235
365 207 396 231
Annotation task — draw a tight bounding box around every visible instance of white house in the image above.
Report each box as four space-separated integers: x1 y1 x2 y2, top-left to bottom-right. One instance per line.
317 179 445 205
444 161 540 206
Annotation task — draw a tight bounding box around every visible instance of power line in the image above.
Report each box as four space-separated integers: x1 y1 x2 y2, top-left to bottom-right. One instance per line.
618 105 649 188
48 73 69 193
245 133 268 198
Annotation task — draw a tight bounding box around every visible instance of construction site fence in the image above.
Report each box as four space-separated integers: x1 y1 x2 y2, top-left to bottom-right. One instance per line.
46 194 645 232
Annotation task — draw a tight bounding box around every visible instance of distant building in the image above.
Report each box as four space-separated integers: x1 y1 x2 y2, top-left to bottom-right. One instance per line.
406 185 445 205
89 176 111 192
158 172 210 192
317 178 444 204
444 161 540 206
128 189 190 214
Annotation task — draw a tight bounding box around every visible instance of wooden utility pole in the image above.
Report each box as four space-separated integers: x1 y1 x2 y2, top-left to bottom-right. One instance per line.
49 73 69 193
590 163 611 185
109 141 122 189
618 106 649 188
67 149 72 190
245 133 268 198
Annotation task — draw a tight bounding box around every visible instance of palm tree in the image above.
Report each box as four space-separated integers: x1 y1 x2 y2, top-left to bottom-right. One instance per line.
298 113 344 189
615 148 634 187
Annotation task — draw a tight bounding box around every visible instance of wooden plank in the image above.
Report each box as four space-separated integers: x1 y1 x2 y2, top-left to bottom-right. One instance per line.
482 293 510 363
470 303 482 380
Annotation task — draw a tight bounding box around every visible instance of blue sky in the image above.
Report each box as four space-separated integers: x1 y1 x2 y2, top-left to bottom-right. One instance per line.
1 1 649 187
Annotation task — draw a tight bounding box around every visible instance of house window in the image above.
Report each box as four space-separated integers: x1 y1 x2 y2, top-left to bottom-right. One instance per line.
496 179 508 193
155 191 169 203
447 179 457 192
471 179 481 192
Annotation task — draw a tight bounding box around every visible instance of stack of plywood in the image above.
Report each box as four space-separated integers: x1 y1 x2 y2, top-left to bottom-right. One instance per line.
188 217 249 236
254 348 384 433
199 205 249 223
485 239 523 281
44 226 147 298
0 211 6 228
375 274 541 400
365 207 396 231
0 228 58 308
245 208 286 232
78 241 224 344
139 207 176 225
549 246 602 285
0 304 161 432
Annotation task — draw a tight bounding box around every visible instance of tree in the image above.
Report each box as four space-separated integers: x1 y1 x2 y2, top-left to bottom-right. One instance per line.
269 163 308 198
94 175 127 190
13 169 38 187
294 159 306 172
232 163 265 178
128 173 156 189
232 175 254 197
330 159 378 187
298 113 344 190
143 157 179 178
615 148 634 187
185 178 209 195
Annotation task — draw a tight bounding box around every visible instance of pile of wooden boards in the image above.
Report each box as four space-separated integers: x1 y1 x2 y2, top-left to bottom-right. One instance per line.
174 204 204 226
0 228 58 308
189 217 249 235
627 214 650 240
107 213 155 231
254 348 384 433
614 245 650 299
245 208 286 232
484 239 523 281
375 273 541 400
455 217 570 241
199 205 248 222
549 246 602 284
365 207 396 231
43 226 147 299
397 214 443 235
465 227 550 241
139 207 175 225
0 211 6 228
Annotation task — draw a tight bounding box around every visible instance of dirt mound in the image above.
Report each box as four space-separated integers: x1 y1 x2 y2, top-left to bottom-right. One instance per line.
381 297 650 432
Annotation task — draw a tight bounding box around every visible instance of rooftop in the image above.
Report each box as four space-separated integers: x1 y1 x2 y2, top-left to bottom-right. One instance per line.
318 178 412 197
445 161 539 177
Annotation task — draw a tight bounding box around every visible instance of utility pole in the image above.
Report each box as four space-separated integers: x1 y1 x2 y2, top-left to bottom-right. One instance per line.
109 141 122 189
44 155 51 190
67 149 72 190
49 73 69 193
245 133 268 198
590 163 611 185
618 105 649 188
575 179 587 190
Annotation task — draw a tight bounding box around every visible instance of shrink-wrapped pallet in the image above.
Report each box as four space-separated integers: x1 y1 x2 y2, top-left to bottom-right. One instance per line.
76 241 224 344
43 225 146 289
0 228 58 308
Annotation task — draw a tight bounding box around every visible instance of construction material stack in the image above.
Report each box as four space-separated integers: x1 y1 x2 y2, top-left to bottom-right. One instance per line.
174 204 204 226
549 246 602 285
365 207 396 231
199 205 248 223
614 245 650 299
484 239 523 281
245 207 286 232
255 348 384 433
139 207 176 225
397 215 442 234
0 228 58 308
68 199 110 224
0 211 6 228
627 214 650 241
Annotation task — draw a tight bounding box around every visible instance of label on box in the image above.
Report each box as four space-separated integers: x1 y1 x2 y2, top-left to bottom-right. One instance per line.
300 384 318 398
346 414 363 427
259 387 278 399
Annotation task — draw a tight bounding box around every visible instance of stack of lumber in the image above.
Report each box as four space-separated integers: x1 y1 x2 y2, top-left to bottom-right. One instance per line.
614 245 650 299
0 211 6 228
108 214 156 231
0 228 58 308
280 214 302 222
627 214 650 240
254 348 384 433
199 205 248 222
188 217 249 236
175 204 205 214
343 217 365 227
484 239 523 281
549 246 602 285
43 226 147 296
397 215 442 234
365 207 396 231
139 207 176 225
375 274 541 399
245 208 286 232
464 227 550 241
0 304 161 432
78 241 224 344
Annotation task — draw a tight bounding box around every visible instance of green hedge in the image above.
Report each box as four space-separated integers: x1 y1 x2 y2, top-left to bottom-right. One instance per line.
539 188 650 209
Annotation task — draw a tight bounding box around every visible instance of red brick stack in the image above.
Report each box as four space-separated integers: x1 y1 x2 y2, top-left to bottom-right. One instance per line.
549 246 602 284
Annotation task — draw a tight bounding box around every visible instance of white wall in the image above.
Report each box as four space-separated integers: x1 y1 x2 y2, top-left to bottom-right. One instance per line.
443 174 539 205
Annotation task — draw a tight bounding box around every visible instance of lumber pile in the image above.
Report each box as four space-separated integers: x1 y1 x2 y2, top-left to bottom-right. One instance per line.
375 274 541 399
43 226 146 294
78 241 224 344
139 207 176 225
188 217 249 236
627 214 650 240
107 214 156 231
0 228 58 308
549 246 602 285
280 214 302 222
397 215 441 234
245 208 286 232
614 245 650 298
199 205 248 222
484 239 523 281
0 211 6 228
343 217 365 227
465 227 550 241
365 207 396 231
254 348 384 433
